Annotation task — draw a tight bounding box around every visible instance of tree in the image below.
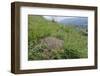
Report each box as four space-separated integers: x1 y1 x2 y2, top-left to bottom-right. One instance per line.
51 16 56 22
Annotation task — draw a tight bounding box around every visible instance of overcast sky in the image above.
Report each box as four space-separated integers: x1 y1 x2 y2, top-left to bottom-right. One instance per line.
43 16 75 22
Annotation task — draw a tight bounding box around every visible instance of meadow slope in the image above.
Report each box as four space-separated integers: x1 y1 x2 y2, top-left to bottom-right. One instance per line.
28 15 88 60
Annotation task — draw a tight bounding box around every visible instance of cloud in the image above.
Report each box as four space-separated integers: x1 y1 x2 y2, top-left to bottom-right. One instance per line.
43 16 75 22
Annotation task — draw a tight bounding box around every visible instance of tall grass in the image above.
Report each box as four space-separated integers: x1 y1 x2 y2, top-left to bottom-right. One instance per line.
28 15 88 60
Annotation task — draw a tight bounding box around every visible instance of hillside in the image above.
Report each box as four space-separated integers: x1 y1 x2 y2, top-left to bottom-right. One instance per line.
28 15 88 60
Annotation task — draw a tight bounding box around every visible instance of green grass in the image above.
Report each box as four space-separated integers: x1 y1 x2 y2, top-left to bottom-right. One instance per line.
28 15 88 60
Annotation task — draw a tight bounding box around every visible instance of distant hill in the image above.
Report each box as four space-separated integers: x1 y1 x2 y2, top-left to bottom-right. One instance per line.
59 17 88 28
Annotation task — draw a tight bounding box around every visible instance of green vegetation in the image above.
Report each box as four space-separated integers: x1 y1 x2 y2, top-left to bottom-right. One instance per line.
28 15 88 60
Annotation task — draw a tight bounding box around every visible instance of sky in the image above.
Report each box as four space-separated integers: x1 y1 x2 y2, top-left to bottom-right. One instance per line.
43 16 75 22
